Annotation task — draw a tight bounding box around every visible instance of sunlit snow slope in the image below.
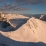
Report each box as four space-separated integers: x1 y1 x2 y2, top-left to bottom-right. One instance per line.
0 14 46 46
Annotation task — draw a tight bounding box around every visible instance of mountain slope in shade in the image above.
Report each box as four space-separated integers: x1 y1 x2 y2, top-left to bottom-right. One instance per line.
0 17 46 46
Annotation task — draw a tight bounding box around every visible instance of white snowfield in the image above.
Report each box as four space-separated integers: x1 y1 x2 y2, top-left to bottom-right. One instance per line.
0 14 46 46
5 14 29 19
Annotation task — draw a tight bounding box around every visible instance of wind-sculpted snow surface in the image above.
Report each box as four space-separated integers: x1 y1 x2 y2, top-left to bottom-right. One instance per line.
0 17 46 46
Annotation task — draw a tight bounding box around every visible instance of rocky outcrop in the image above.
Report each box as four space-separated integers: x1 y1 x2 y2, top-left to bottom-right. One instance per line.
40 15 46 21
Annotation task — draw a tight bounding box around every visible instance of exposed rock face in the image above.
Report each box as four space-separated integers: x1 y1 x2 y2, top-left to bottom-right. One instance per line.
1 21 10 28
40 15 46 21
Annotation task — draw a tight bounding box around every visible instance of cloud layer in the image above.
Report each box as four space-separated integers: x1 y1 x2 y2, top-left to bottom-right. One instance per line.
0 0 4 3
10 0 46 4
0 0 46 11
0 3 30 11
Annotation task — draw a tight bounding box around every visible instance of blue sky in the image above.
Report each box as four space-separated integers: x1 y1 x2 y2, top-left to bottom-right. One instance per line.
0 0 46 14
